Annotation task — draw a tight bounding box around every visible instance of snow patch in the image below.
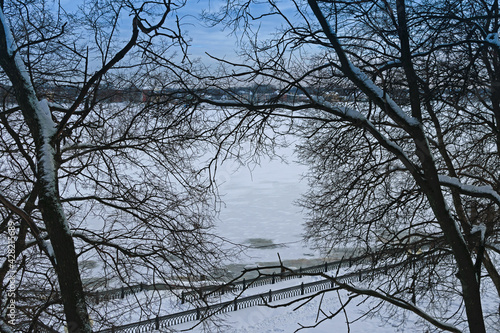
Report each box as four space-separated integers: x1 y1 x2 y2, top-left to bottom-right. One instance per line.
43 241 57 265
38 99 56 138
471 223 487 243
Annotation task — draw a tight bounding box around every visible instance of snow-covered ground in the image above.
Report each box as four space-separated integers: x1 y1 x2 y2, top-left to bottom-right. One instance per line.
172 289 418 333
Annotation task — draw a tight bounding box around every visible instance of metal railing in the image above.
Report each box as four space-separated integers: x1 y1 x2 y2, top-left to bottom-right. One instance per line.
180 253 372 303
17 252 373 305
95 253 440 333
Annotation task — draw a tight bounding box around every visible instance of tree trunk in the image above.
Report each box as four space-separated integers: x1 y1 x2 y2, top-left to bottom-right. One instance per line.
0 10 91 333
414 133 486 333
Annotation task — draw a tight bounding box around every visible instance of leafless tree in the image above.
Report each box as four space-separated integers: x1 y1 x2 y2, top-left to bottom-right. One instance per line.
172 0 500 331
0 1 228 332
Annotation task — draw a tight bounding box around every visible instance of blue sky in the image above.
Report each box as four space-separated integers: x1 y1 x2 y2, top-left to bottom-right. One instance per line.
180 2 242 62
179 0 299 63
56 0 251 63
52 0 308 67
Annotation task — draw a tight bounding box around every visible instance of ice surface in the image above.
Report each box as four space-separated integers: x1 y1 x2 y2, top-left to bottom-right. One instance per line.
215 146 318 264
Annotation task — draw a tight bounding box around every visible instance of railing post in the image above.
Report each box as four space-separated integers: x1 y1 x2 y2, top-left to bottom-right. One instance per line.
155 315 160 330
272 272 275 284
121 287 124 299
243 278 246 289
233 299 238 311
324 262 328 272
359 272 362 282
268 289 272 303
301 282 304 295
111 325 115 333
140 282 143 291
181 291 185 304
299 267 302 278
196 307 200 320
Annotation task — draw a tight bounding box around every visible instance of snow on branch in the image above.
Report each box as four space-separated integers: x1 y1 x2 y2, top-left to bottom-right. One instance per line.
37 99 56 138
331 279 462 333
439 175 500 206
307 0 420 131
346 63 420 127
0 6 71 245
471 223 487 243
0 8 60 195
312 96 423 180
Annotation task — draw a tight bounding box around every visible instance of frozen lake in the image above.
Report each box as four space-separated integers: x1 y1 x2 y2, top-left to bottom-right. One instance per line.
214 145 322 266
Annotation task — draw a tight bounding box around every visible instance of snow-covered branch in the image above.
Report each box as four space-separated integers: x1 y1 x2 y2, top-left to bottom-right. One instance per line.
439 175 500 207
311 96 423 182
331 279 462 333
307 0 421 131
